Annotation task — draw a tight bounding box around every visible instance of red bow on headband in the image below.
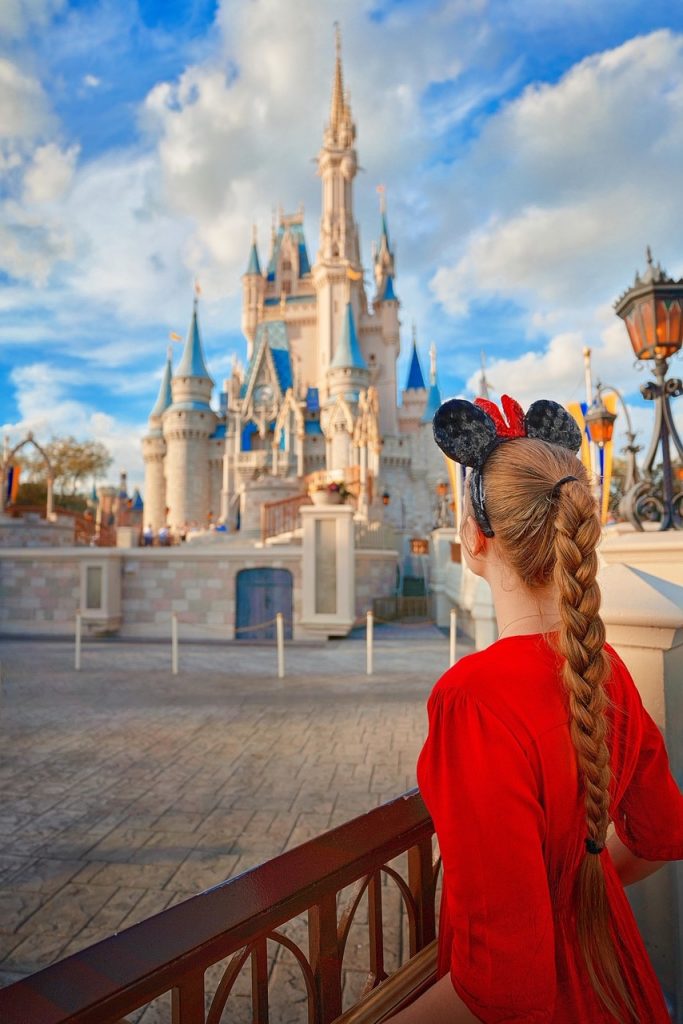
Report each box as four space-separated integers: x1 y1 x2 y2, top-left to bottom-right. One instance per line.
474 395 527 439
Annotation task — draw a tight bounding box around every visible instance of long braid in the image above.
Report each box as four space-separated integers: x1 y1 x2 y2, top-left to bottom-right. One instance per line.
554 483 636 1022
482 438 638 1021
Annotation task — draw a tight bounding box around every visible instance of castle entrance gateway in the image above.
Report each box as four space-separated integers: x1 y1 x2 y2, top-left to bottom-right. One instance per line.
235 567 293 640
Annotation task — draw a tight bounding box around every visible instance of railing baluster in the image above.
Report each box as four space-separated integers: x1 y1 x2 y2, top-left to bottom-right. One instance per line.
407 837 436 954
251 937 269 1023
309 891 343 1023
172 969 205 1024
367 870 385 987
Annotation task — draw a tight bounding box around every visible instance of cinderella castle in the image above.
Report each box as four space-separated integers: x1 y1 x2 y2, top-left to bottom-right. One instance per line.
142 31 447 537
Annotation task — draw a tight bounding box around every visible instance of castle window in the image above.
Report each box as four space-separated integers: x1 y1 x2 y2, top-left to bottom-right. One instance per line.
282 259 291 271
282 280 291 295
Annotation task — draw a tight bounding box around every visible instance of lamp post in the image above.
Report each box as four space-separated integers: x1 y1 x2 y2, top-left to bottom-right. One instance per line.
614 249 683 531
434 479 450 528
584 384 641 515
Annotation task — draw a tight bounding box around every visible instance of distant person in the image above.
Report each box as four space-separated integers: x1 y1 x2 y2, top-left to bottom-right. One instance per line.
180 522 188 543
387 395 683 1024
143 524 154 546
158 525 170 547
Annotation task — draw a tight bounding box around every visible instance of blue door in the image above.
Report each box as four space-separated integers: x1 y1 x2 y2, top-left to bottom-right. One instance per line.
235 568 293 640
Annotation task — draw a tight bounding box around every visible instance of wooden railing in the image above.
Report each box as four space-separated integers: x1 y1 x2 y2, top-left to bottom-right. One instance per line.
261 491 313 542
0 791 439 1024
7 505 116 546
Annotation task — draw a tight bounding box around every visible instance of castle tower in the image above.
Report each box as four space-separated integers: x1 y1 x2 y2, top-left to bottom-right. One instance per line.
241 226 265 362
162 299 217 532
312 27 364 394
371 195 400 435
398 323 428 432
142 349 172 530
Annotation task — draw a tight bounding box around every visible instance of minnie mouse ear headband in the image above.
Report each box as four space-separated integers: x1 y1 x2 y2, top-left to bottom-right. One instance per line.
433 395 583 538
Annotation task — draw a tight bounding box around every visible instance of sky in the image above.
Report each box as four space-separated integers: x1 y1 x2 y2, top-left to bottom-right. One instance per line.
2 0 683 492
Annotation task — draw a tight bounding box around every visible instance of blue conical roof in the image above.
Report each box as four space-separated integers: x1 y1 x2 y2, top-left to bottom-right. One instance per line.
421 381 442 424
132 489 143 511
149 352 173 419
246 240 261 275
176 302 212 380
330 303 367 371
405 340 426 390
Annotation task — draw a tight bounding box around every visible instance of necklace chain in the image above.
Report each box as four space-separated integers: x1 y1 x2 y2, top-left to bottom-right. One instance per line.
497 612 562 640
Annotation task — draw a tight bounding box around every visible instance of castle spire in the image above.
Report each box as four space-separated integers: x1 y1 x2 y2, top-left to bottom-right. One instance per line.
329 22 345 140
421 344 441 423
246 225 261 276
330 302 367 371
176 296 212 381
405 322 426 390
149 348 173 420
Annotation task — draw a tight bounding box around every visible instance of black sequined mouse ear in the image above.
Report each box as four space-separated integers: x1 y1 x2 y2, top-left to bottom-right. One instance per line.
432 398 499 468
525 400 582 453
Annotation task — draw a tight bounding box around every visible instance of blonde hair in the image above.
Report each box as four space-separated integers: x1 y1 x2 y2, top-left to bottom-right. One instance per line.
480 437 636 1022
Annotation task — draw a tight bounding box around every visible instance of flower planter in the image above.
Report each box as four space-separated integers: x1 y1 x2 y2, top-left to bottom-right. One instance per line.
310 490 343 506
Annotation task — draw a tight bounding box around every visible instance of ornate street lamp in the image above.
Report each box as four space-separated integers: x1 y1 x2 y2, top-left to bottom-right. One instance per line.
381 491 390 507
584 383 641 502
614 249 683 530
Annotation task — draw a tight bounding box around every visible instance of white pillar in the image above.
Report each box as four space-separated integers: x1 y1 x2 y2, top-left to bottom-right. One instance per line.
366 610 374 675
300 504 355 637
599 562 683 1011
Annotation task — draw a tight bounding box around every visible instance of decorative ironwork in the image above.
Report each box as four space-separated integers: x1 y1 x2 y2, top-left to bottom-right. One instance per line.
260 491 312 541
619 362 683 531
614 250 683 531
0 790 438 1024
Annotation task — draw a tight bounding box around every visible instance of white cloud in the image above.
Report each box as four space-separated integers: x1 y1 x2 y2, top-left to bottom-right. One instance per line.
82 73 101 88
3 363 146 490
0 58 53 141
23 142 79 203
431 30 683 322
0 0 65 41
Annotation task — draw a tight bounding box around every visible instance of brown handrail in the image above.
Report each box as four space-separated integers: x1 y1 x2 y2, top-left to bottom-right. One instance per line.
0 790 437 1024
260 491 312 542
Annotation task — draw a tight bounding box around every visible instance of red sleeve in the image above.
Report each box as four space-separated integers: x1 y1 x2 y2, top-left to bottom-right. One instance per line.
612 682 683 861
423 685 556 1024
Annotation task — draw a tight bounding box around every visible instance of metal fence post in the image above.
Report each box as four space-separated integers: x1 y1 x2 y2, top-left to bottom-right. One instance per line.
366 610 374 676
75 611 82 671
172 613 179 676
276 612 285 679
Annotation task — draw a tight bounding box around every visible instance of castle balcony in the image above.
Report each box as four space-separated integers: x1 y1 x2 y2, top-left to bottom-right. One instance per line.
0 791 440 1024
235 450 271 473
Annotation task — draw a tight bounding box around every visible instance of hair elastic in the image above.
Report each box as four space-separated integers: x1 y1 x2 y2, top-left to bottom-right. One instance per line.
550 475 578 498
585 837 605 855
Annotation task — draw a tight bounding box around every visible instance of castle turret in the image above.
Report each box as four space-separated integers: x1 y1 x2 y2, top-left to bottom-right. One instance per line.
242 226 265 361
327 301 369 401
421 343 442 425
142 349 173 531
162 299 217 532
398 323 428 432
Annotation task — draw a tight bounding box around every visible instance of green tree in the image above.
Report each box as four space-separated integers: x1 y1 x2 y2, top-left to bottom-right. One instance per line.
20 436 113 499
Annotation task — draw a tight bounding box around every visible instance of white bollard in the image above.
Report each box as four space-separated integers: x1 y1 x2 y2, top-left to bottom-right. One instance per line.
75 611 82 671
449 607 457 667
276 612 285 679
171 613 179 676
366 610 374 676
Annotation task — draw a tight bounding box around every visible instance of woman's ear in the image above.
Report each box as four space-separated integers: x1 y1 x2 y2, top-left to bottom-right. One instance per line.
462 514 488 559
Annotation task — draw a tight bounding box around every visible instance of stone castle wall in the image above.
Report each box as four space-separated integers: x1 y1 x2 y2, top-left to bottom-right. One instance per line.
0 544 398 639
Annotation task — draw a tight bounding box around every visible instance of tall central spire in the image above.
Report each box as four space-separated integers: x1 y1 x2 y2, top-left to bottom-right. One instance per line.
324 23 354 149
329 23 345 141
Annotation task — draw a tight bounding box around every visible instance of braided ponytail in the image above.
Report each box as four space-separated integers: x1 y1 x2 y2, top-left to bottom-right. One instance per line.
554 484 636 1022
481 438 637 1022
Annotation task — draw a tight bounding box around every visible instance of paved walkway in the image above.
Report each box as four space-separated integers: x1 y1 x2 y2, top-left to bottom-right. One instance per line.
0 625 469 1021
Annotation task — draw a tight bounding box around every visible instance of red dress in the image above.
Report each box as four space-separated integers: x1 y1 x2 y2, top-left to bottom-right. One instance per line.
416 634 683 1023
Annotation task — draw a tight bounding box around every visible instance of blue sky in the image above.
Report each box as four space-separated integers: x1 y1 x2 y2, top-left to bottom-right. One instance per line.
2 0 683 489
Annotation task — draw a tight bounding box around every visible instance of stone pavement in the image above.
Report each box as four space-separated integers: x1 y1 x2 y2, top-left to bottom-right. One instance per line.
0 624 470 1021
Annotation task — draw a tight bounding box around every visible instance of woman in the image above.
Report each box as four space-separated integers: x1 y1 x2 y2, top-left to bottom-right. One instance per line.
390 395 683 1023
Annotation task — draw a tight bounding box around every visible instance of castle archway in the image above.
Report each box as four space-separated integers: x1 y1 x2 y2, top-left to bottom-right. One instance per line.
1 433 54 517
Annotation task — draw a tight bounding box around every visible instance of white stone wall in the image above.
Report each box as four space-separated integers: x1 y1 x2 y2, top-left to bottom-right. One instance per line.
0 519 74 548
0 554 80 630
141 437 166 531
0 544 402 640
